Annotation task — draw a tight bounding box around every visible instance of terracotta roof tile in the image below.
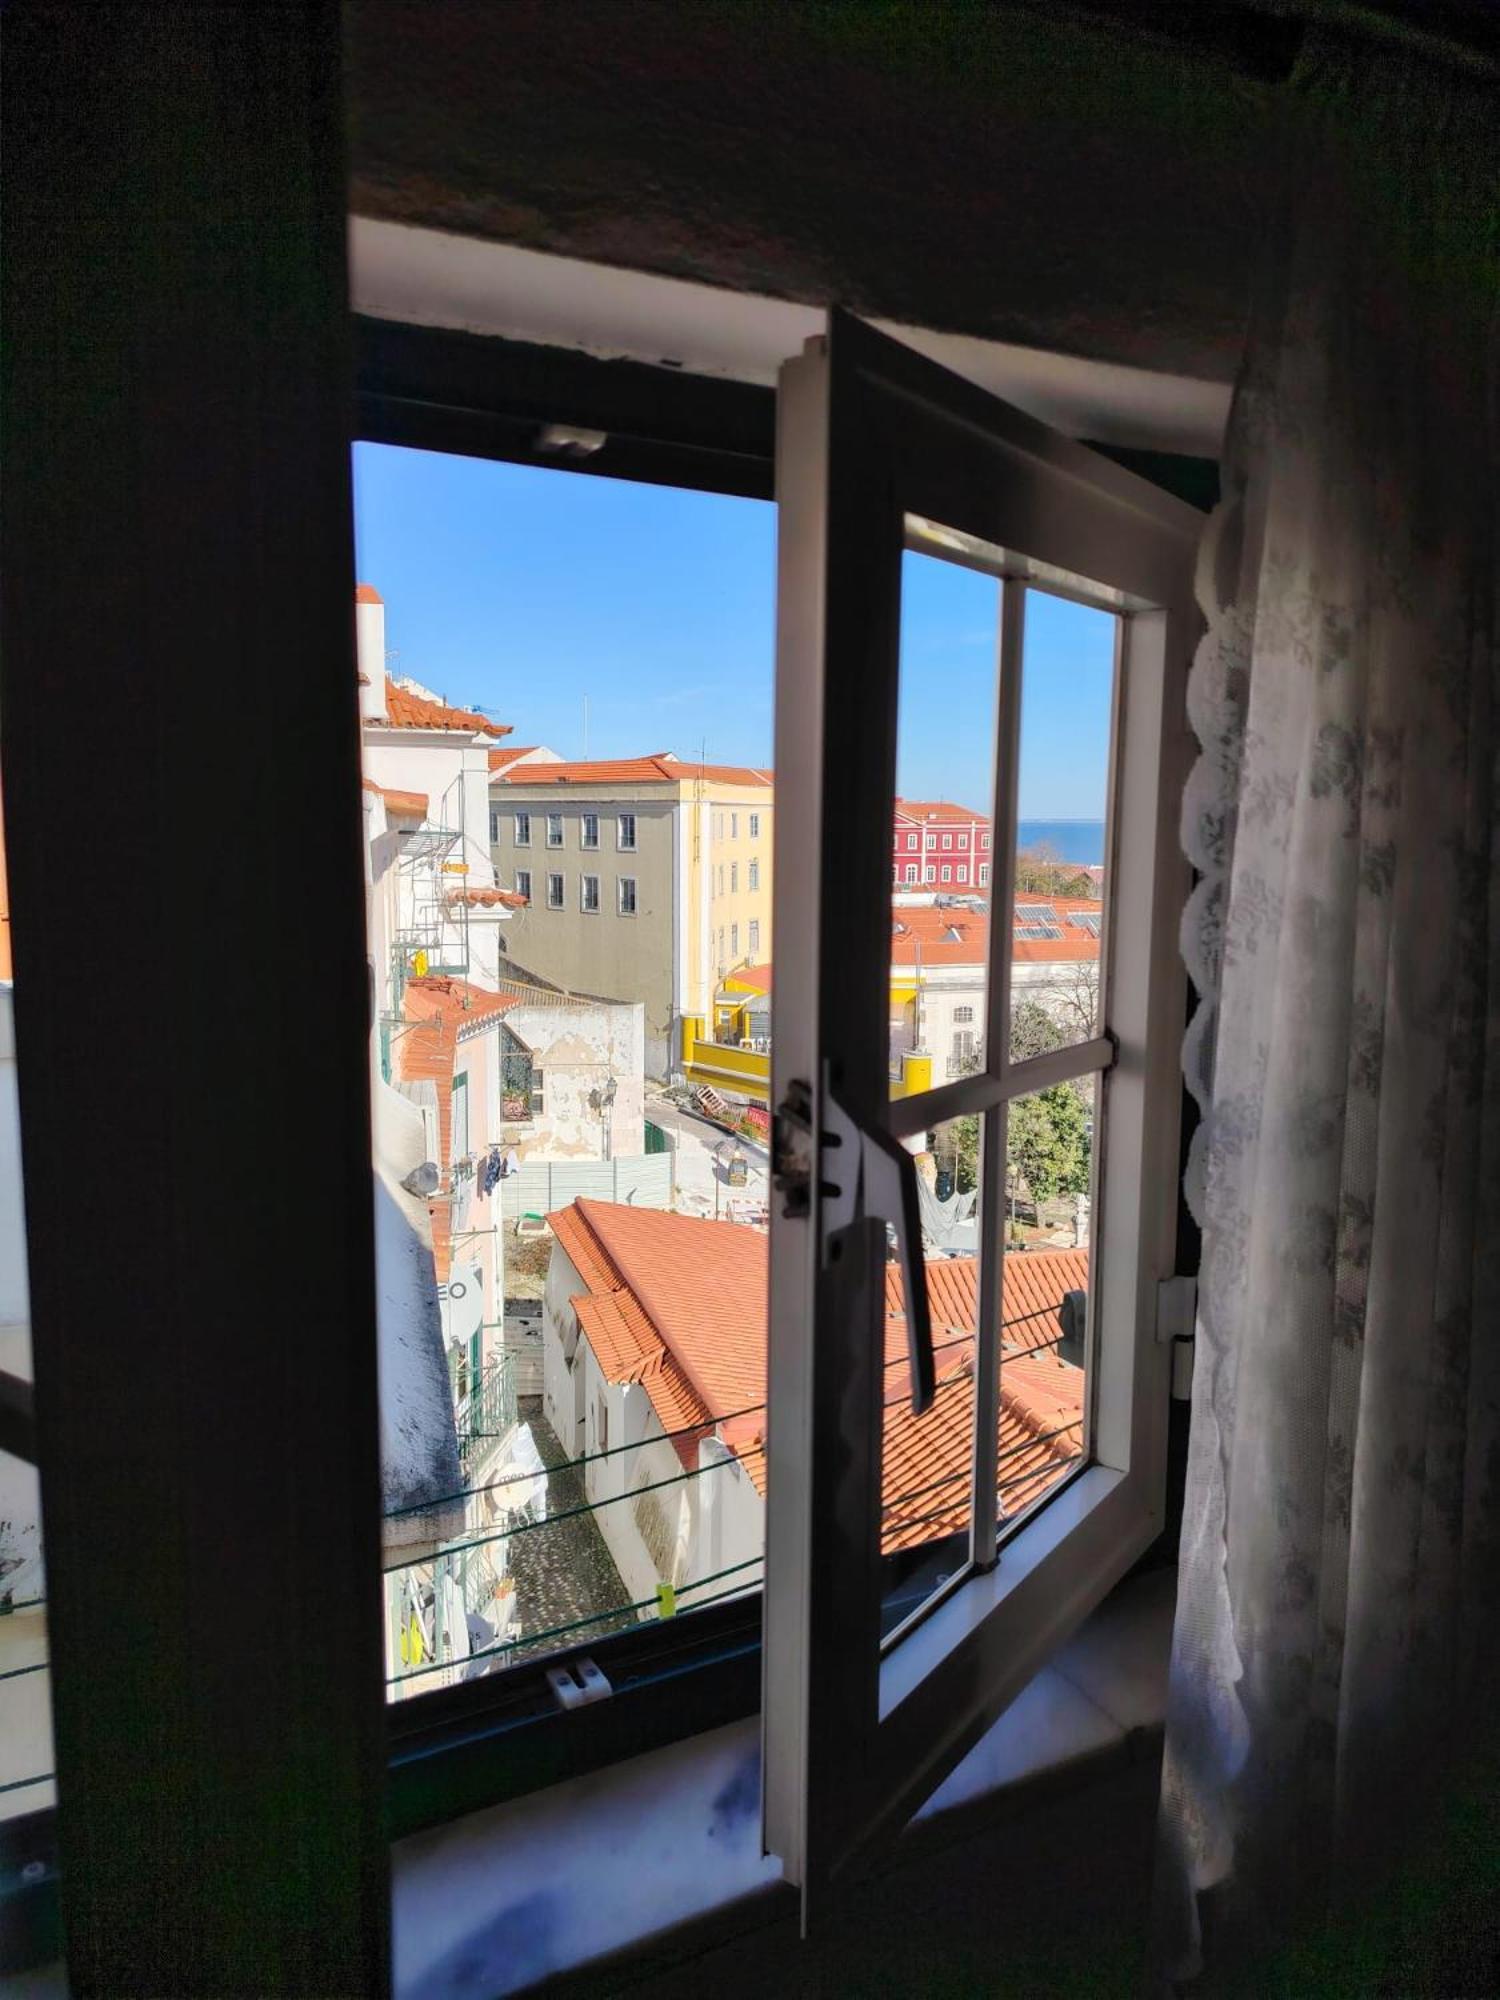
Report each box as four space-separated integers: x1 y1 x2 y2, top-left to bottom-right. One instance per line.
895 799 991 825
361 779 429 817
446 886 528 909
500 755 772 788
381 677 512 738
355 582 383 604
549 1203 1088 1535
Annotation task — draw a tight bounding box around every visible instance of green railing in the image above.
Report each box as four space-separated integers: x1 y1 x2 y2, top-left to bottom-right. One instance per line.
457 1356 517 1475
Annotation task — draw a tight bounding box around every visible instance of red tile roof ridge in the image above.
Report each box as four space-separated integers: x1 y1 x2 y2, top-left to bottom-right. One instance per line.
382 676 513 738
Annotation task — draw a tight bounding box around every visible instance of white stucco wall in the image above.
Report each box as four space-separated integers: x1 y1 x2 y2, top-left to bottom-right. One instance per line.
504 997 645 1161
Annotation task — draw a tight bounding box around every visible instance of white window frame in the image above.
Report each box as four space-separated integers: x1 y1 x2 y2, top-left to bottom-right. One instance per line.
764 313 1195 1913
580 873 600 914
546 812 564 847
489 808 500 844
940 864 951 882
617 875 637 916
749 859 760 891
979 864 990 887
514 811 531 847
515 868 532 903
924 864 936 882
749 919 760 956
617 812 637 851
905 864 917 883
730 922 739 957
941 833 952 850
730 812 738 838
731 862 739 893
546 871 564 909
581 811 599 849
750 813 761 838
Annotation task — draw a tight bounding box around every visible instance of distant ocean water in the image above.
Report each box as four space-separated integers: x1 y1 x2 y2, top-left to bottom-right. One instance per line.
1015 819 1106 867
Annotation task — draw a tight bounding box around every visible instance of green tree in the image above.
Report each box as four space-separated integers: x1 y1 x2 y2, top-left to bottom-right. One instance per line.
1010 998 1062 1063
1007 1083 1091 1209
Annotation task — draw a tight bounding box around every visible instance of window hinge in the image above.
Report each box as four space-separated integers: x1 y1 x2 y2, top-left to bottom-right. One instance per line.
1156 1275 1197 1402
1155 1274 1197 1344
546 1656 612 1711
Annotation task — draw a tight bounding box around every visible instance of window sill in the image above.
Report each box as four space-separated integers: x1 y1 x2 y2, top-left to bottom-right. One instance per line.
391 1566 1174 1998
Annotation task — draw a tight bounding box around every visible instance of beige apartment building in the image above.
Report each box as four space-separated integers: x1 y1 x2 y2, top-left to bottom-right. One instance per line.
490 753 773 1078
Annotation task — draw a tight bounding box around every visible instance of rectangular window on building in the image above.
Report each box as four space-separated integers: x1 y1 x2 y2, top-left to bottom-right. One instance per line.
905 864 917 882
940 864 951 882
617 812 636 851
956 867 968 884
749 859 760 891
515 868 532 902
597 1395 608 1454
908 833 918 849
547 813 564 847
514 811 531 846
729 812 738 838
717 926 725 964
982 831 991 850
750 813 760 838
925 832 936 849
731 862 739 893
617 876 637 916
942 833 952 849
730 923 739 957
925 864 936 881
581 812 599 849
749 920 760 956
547 872 564 909
717 865 724 895
581 874 600 914
489 808 500 844
953 1005 974 1024
979 863 990 886
450 1072 470 1164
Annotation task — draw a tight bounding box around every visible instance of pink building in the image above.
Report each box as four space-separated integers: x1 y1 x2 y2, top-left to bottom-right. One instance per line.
892 799 993 891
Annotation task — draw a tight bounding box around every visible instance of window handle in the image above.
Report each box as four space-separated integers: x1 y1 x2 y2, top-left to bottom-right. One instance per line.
821 1068 936 1416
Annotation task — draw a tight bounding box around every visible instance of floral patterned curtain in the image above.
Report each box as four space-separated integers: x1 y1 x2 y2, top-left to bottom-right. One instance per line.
1157 36 1499 1988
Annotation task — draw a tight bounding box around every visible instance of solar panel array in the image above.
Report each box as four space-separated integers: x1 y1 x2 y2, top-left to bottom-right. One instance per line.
1014 900 1063 941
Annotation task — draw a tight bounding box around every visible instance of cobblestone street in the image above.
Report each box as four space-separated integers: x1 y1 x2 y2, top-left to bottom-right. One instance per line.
501 1399 636 1666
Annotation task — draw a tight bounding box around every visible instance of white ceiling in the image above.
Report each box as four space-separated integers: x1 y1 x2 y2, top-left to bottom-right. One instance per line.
349 218 1229 459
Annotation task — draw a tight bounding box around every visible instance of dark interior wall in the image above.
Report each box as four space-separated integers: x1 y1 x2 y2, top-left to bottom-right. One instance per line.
344 0 1278 381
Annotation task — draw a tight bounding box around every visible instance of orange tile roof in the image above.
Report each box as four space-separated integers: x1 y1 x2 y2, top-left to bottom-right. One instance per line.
889 900 1102 967
499 754 772 788
396 977 518 1281
381 677 512 738
445 886 528 909
724 963 773 995
895 799 991 825
355 582 383 604
548 1203 1087 1538
488 745 542 773
361 778 429 817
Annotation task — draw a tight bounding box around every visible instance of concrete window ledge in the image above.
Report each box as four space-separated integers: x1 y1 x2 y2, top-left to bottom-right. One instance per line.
393 1567 1176 1998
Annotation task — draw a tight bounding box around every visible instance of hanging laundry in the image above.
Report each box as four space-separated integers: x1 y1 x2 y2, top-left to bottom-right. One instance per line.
479 1145 503 1198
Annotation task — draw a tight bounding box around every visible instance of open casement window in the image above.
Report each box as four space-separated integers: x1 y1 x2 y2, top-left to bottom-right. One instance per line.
764 313 1196 1916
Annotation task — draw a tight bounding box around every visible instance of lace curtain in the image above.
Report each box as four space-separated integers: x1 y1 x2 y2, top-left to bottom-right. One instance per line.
1157 38 1499 1988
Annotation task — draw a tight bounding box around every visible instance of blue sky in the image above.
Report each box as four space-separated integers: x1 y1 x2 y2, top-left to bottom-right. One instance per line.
353 443 1114 818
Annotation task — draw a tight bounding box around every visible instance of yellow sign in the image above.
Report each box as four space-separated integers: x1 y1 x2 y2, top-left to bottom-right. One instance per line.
656 1582 677 1619
412 949 429 978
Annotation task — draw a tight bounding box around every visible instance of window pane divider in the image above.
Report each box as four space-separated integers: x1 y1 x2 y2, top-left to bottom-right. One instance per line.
886 1034 1114 1138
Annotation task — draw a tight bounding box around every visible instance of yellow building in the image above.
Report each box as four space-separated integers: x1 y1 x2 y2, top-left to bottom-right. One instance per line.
491 753 773 1080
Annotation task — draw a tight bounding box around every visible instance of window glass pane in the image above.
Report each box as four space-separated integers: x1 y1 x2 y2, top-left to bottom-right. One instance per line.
0 802 55 1819
890 537 1001 1099
998 1077 1093 1536
879 1115 983 1643
1010 591 1115 1053
353 442 774 1701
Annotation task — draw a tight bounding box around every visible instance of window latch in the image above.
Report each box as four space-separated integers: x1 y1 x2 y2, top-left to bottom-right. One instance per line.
546 1656 612 1711
820 1067 936 1416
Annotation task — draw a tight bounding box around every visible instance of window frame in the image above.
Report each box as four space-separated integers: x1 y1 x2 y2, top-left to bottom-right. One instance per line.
762 313 1198 1908
514 810 532 847
515 867 532 903
617 875 637 916
546 811 565 848
580 872 601 914
351 310 1209 1845
546 871 565 910
617 812 637 851
580 811 600 849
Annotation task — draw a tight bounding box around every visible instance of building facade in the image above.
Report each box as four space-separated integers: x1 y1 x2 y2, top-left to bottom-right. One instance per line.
491 755 774 1078
893 799 994 891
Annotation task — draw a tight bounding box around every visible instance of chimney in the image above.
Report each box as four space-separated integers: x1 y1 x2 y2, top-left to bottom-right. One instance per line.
355 584 387 723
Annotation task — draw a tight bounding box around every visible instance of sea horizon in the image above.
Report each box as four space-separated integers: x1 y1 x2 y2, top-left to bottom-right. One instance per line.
1015 817 1106 867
